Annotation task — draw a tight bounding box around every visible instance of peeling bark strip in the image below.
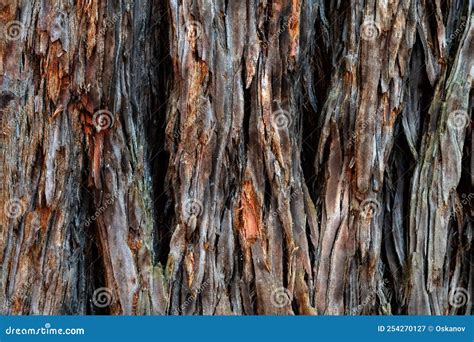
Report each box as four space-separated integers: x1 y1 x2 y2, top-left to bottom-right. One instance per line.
0 0 472 315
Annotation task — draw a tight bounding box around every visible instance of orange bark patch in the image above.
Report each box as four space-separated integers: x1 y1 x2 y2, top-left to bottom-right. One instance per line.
343 70 353 84
128 236 142 252
0 5 13 21
38 208 51 231
289 0 302 58
92 134 103 188
235 180 261 244
184 249 195 287
187 60 209 114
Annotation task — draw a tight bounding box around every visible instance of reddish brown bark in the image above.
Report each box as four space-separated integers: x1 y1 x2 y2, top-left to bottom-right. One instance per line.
0 0 472 315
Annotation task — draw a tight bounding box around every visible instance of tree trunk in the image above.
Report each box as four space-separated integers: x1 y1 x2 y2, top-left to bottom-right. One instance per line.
0 0 472 315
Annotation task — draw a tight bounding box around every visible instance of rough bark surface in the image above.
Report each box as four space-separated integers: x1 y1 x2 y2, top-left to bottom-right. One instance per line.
0 0 472 315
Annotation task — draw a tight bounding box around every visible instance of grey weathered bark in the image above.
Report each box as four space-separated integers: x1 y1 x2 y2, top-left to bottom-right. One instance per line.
0 0 472 315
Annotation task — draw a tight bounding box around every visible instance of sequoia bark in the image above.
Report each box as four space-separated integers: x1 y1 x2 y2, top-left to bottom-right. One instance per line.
0 0 472 315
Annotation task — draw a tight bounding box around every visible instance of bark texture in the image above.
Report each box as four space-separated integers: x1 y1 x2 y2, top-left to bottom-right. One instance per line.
0 0 472 315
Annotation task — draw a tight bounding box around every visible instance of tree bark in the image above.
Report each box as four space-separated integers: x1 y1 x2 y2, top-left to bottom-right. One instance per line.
0 0 472 315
